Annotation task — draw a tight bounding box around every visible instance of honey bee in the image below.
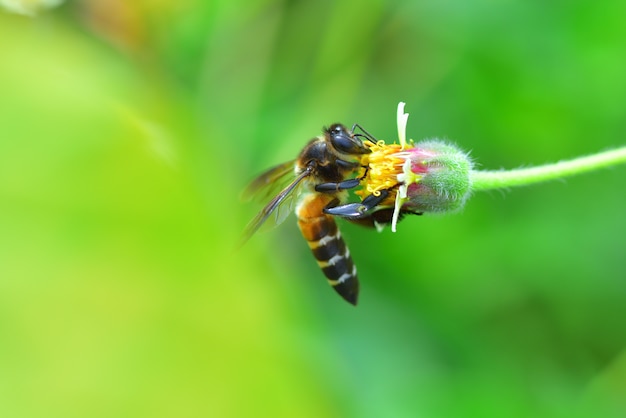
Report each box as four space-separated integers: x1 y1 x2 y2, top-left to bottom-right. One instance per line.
241 124 398 305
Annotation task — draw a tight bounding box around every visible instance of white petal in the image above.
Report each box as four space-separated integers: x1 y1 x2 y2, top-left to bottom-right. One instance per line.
397 102 409 149
391 187 403 233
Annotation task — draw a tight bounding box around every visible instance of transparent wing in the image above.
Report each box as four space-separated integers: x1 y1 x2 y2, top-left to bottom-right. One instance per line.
241 161 296 203
239 163 313 246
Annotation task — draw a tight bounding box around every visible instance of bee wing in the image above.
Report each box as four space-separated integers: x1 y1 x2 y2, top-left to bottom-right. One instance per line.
239 164 313 246
241 161 296 203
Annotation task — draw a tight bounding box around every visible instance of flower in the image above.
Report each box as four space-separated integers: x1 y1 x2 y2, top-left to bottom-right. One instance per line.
356 102 473 232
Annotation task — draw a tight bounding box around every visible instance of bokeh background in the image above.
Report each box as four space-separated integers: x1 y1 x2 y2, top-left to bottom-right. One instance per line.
1 1 625 417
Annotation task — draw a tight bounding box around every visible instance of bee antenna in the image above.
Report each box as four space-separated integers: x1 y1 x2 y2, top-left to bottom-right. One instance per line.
351 123 377 144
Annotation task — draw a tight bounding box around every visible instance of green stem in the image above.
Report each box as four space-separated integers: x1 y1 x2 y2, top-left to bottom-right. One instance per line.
470 146 626 191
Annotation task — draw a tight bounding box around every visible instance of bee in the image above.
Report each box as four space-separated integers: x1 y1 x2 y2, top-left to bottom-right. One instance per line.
241 124 397 305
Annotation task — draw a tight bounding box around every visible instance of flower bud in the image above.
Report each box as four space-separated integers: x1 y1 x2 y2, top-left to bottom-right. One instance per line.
356 103 473 231
397 140 472 211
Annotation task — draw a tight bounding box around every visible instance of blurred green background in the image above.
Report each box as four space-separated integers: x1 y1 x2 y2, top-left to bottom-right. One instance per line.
1 1 625 417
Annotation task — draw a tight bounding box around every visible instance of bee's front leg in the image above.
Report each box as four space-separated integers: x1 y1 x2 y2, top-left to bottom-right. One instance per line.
314 178 361 193
315 164 370 193
323 189 390 219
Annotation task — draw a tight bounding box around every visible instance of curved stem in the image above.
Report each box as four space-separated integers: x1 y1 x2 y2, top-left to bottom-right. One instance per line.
470 146 626 191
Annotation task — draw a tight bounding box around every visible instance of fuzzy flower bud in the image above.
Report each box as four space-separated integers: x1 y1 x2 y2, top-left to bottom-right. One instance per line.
356 103 473 231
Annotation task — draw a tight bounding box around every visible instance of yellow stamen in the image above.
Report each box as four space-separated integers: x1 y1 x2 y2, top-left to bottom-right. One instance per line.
356 141 407 205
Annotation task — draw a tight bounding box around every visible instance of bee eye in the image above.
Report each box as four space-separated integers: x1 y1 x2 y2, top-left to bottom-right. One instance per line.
329 124 369 154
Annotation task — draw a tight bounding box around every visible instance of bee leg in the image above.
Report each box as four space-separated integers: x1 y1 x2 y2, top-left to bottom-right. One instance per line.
323 190 390 219
314 178 361 193
315 163 372 193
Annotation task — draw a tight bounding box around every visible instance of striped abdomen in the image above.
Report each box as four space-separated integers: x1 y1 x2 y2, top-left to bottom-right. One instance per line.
296 194 359 305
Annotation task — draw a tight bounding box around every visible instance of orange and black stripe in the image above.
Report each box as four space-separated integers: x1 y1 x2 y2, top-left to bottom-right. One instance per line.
296 194 359 305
